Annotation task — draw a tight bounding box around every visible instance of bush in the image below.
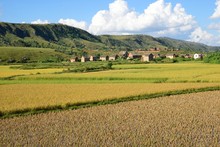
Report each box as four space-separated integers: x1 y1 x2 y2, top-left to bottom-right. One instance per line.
204 52 220 64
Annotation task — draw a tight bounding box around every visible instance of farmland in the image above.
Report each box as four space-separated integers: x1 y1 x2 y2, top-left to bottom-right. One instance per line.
0 62 220 116
1 62 220 83
1 91 220 146
1 83 219 113
1 61 220 146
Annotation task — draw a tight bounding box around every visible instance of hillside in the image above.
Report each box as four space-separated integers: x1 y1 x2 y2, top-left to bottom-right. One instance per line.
0 22 103 54
0 47 69 63
0 22 219 53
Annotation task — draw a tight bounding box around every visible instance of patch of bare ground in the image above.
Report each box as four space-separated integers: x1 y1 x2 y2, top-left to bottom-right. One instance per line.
1 91 220 146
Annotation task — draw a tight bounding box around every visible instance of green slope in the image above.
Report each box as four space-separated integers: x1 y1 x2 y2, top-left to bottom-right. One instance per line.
0 47 69 63
0 22 219 52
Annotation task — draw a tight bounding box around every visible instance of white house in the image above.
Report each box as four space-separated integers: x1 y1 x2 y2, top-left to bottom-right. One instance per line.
194 54 203 60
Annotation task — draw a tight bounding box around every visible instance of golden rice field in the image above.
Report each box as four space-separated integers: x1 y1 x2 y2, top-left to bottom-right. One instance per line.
1 91 220 146
6 62 220 83
1 83 219 112
1 62 220 113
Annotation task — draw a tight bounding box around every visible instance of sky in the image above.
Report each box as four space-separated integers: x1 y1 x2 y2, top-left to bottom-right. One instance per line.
1 0 220 46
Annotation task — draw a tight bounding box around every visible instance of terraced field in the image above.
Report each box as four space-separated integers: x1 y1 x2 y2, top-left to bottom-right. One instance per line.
1 91 220 146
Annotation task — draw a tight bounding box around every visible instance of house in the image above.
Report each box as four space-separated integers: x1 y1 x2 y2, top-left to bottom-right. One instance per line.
70 57 79 62
119 51 129 59
185 54 192 58
128 53 142 60
109 55 119 61
81 56 90 62
194 54 203 60
149 48 160 51
100 56 109 61
90 56 98 61
141 53 154 62
166 54 177 59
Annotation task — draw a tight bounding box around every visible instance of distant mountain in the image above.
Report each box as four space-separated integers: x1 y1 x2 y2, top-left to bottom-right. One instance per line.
0 22 219 53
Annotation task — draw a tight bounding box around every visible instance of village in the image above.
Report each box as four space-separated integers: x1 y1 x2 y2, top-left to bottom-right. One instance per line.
70 50 203 63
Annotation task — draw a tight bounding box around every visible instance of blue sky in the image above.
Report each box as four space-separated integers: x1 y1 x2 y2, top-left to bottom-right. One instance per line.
1 0 220 46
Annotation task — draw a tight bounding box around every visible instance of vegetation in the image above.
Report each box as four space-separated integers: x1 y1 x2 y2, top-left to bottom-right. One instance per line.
0 47 69 63
0 22 219 52
204 51 220 64
1 91 220 146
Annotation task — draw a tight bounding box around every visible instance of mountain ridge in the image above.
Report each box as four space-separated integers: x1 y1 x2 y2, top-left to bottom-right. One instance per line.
0 22 219 53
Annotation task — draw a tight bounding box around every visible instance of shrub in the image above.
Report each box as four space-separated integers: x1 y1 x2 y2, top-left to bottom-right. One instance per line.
204 52 220 64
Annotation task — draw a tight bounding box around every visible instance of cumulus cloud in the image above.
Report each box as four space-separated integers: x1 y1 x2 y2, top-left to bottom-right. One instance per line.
188 27 215 45
58 18 87 30
211 0 220 19
31 19 50 24
88 0 196 35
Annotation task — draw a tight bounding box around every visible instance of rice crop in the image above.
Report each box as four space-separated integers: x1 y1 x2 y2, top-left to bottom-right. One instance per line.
1 91 220 146
11 62 220 83
0 83 219 113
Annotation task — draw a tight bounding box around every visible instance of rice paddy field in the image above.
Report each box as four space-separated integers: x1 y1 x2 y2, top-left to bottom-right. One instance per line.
1 62 220 145
1 83 219 112
0 62 220 114
1 91 220 146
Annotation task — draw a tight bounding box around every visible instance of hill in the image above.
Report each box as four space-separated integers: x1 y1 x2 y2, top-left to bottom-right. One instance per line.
0 47 69 63
0 22 219 53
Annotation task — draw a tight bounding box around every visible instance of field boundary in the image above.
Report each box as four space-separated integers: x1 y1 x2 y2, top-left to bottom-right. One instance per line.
1 86 220 119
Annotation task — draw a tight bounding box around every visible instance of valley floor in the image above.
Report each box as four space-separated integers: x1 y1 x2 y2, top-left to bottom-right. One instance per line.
1 91 220 146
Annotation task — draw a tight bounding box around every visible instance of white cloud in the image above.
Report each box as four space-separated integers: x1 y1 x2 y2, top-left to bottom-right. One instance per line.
31 19 50 24
188 27 216 45
208 22 220 30
88 0 196 35
58 18 87 30
211 0 220 19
